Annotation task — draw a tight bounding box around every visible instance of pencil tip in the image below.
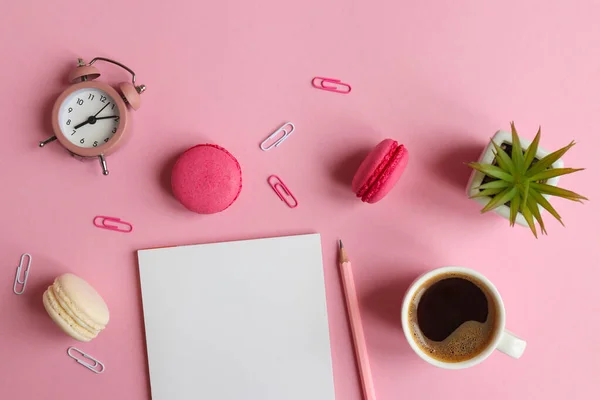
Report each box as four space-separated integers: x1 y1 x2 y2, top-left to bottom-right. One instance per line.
339 239 344 249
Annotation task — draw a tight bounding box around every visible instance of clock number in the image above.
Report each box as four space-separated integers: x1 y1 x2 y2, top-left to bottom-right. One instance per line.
111 103 115 110
68 107 73 113
104 138 110 143
112 127 117 133
88 93 95 101
100 95 107 103
93 141 98 147
114 116 120 122
80 138 85 144
71 129 76 135
66 119 71 125
77 98 84 106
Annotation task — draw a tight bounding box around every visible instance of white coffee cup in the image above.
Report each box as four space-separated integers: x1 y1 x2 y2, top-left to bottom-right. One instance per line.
401 266 526 369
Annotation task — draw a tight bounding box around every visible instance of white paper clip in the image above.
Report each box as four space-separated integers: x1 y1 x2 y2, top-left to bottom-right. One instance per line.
67 347 105 374
13 253 32 295
260 122 296 151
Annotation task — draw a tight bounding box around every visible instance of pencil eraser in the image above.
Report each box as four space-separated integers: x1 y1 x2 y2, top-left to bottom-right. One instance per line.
171 144 243 214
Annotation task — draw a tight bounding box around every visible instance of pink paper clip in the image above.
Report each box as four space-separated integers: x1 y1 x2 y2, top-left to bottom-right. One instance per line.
268 175 298 208
93 216 133 233
311 77 352 94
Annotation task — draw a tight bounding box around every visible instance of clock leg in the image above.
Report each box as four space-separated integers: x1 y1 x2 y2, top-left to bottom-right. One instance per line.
99 155 109 176
39 136 57 147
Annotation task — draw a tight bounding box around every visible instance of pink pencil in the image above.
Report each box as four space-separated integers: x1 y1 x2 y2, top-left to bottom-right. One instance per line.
338 240 377 400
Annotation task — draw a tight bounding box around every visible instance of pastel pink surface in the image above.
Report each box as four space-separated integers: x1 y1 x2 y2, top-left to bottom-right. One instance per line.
171 144 242 214
1 2 600 400
352 139 409 203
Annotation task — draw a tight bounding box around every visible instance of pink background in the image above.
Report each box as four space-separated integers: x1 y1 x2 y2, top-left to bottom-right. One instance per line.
1 1 599 399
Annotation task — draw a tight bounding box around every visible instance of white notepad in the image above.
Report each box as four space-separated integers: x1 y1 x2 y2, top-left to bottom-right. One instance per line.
137 234 335 400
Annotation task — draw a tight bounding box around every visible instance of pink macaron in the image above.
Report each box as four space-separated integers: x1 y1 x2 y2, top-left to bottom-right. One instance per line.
171 144 242 214
352 139 409 203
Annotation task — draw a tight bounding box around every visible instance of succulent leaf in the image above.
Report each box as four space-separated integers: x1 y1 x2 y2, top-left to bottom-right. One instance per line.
526 194 547 235
467 163 514 182
490 140 514 173
471 188 505 198
510 122 525 170
467 123 585 237
526 141 576 177
510 191 520 227
481 187 518 213
529 189 564 226
520 201 538 238
523 126 541 170
519 180 530 212
478 180 512 190
528 168 585 183
529 182 588 201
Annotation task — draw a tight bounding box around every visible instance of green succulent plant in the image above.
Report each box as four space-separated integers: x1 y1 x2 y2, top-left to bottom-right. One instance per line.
468 122 587 237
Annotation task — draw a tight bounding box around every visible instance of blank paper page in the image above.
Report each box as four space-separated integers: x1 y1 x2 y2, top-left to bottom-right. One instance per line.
137 234 335 400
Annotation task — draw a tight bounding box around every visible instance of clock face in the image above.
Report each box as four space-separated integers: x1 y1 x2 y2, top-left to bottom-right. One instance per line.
58 88 121 149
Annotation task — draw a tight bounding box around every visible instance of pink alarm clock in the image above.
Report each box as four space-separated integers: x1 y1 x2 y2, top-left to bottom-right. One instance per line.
39 57 146 176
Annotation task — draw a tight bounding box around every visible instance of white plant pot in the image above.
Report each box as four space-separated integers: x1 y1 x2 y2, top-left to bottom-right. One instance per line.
466 130 564 227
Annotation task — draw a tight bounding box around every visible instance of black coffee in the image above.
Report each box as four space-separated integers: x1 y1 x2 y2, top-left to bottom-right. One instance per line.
408 273 498 362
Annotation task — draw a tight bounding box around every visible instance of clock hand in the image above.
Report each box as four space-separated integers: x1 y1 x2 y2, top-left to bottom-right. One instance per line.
73 105 115 130
74 117 93 129
94 116 119 120
73 115 116 130
94 102 110 117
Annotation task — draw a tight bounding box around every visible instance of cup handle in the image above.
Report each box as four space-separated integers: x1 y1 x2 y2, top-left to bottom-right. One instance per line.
496 329 527 359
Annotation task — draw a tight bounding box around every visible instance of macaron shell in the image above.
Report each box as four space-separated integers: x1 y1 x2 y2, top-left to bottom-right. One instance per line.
53 284 102 333
171 144 243 214
54 273 109 327
43 289 95 342
352 139 409 203
366 145 409 203
352 139 398 194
